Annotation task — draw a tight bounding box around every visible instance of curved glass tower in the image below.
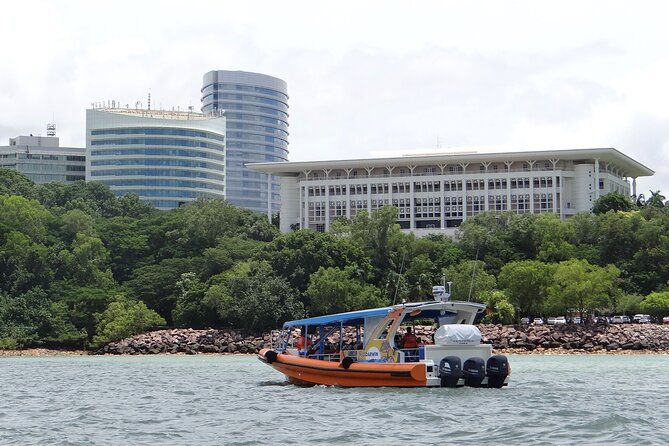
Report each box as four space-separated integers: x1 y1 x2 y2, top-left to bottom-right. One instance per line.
86 108 227 210
201 70 289 215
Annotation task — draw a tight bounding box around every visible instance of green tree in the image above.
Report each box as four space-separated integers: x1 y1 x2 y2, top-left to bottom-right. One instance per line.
59 209 97 244
179 198 262 254
263 229 370 294
124 257 204 323
615 294 643 316
97 216 152 282
498 260 552 317
640 291 669 320
645 190 666 209
306 266 387 316
403 254 438 301
533 213 576 263
627 214 669 294
480 290 516 324
172 272 216 328
0 194 51 243
92 295 165 348
0 231 53 294
349 206 403 284
201 236 264 278
413 233 464 271
0 287 52 348
217 261 304 332
114 193 157 219
58 233 114 287
443 260 496 302
595 211 642 271
49 282 118 341
592 191 636 214
0 169 37 199
547 259 620 316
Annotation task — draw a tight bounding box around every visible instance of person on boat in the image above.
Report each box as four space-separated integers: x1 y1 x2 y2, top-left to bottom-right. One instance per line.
296 334 312 353
400 327 419 349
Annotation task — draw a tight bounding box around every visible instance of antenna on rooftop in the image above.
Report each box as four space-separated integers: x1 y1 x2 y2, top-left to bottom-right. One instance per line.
148 90 151 111
46 122 56 137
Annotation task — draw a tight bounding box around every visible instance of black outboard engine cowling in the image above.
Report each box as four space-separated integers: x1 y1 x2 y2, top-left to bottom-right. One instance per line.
462 357 486 387
439 356 462 387
486 355 509 388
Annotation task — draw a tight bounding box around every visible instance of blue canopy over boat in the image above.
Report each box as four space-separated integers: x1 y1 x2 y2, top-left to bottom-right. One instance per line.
282 306 394 328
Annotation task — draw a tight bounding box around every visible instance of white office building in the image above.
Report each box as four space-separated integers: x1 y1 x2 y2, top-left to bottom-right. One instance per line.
0 134 85 184
248 148 654 235
86 107 226 210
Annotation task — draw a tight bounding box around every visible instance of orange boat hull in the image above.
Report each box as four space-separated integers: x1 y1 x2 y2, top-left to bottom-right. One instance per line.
258 348 427 387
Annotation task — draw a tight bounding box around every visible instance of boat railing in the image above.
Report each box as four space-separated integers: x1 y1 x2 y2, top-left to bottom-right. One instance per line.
307 353 341 362
399 348 420 363
270 329 283 349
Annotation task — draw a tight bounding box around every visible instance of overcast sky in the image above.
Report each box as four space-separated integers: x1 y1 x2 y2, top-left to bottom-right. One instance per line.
2 0 668 196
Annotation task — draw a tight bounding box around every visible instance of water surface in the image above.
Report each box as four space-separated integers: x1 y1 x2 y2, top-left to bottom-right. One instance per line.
1 354 667 445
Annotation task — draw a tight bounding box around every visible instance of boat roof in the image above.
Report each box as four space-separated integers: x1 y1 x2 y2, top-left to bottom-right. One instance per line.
282 300 483 328
283 306 394 328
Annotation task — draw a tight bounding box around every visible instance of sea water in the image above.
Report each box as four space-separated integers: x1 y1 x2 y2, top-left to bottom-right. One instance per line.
1 354 668 445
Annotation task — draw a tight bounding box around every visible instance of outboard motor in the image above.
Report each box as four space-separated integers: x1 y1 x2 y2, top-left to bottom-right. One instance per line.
486 355 509 388
462 357 486 387
438 356 462 387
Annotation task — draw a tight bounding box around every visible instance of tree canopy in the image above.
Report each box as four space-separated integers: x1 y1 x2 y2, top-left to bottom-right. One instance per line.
1 167 669 349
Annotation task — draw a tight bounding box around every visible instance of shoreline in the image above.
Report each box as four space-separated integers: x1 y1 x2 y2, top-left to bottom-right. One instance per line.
2 347 669 357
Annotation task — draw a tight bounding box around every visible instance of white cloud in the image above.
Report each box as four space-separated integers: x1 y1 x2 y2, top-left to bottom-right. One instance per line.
1 0 669 194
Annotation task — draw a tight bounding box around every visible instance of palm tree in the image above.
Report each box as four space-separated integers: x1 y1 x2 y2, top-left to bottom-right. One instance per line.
646 190 666 208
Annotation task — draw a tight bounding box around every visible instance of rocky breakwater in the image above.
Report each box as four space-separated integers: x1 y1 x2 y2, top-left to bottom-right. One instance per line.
479 323 669 353
95 328 271 355
96 324 669 355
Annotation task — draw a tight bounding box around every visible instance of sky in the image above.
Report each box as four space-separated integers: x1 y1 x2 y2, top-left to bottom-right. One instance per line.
2 0 669 196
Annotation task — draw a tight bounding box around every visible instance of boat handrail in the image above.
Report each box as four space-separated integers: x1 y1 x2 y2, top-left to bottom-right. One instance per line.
306 353 340 362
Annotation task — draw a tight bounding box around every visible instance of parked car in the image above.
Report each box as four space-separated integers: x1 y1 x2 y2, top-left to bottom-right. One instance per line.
611 315 624 324
572 316 582 324
662 316 669 324
594 316 608 325
546 316 556 325
520 317 530 325
555 316 567 325
532 317 544 325
633 314 651 323
638 316 652 324
622 315 631 323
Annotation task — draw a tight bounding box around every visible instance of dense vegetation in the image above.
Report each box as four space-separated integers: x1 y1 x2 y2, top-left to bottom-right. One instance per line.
1 169 669 349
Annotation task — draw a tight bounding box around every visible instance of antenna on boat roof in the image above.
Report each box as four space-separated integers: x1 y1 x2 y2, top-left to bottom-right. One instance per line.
392 252 407 305
468 248 479 302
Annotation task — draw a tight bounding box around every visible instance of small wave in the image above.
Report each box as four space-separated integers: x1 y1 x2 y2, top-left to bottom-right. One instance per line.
257 380 293 387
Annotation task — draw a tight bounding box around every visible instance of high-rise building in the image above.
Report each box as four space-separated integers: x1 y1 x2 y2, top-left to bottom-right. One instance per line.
86 107 226 210
201 70 289 216
0 134 85 184
248 148 654 235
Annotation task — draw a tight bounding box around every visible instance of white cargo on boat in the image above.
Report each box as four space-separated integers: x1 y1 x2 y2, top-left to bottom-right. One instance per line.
434 324 481 346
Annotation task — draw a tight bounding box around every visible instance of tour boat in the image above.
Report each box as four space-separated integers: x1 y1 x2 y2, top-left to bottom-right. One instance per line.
258 284 510 388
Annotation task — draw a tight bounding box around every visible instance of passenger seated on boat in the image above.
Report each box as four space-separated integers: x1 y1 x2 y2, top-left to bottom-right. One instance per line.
400 327 419 349
296 335 312 354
